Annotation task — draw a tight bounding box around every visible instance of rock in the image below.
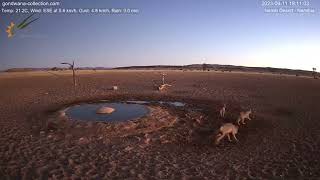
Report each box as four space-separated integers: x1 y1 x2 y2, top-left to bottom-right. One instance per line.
196 118 203 124
78 137 90 145
58 111 66 118
138 173 144 179
130 169 136 175
161 139 170 144
157 171 166 178
68 159 75 166
124 146 134 152
123 122 136 130
46 119 59 131
75 165 84 175
144 138 151 144
134 136 141 142
96 107 115 114
47 134 53 139
75 124 82 128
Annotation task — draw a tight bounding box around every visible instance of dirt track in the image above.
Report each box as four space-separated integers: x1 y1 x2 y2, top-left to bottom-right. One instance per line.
0 70 319 179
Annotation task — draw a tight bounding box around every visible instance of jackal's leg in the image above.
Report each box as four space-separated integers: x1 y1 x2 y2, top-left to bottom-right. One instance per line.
220 111 224 118
215 133 225 144
227 134 232 142
232 133 238 141
237 118 241 125
248 116 252 120
242 119 246 124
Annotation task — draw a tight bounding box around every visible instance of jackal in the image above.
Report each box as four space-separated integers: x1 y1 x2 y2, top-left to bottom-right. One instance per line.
219 104 226 118
215 123 239 145
237 109 252 125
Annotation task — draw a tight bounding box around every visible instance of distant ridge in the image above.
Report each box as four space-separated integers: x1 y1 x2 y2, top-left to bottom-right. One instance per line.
3 64 315 77
4 67 113 72
114 64 313 77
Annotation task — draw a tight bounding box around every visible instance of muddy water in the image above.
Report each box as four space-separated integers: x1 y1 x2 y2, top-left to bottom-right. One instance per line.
66 103 150 122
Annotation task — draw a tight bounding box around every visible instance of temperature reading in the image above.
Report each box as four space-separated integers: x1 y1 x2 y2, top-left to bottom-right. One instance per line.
15 9 29 13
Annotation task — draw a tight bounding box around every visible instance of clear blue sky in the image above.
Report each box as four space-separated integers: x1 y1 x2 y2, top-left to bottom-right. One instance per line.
1 0 319 70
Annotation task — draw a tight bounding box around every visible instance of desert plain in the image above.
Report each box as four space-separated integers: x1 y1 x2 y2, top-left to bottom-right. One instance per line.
0 70 319 179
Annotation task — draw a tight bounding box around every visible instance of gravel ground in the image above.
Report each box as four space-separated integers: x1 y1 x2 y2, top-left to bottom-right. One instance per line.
0 70 319 179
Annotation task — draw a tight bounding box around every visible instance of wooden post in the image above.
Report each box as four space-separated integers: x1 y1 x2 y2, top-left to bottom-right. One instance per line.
61 61 77 95
72 61 76 89
162 73 165 85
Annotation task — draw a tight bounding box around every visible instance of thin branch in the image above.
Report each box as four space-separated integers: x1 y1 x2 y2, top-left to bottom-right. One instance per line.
60 60 77 94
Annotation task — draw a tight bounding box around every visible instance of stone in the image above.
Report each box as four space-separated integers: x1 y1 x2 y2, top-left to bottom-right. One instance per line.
124 146 134 151
47 134 53 139
78 137 90 145
58 111 66 118
40 131 45 136
46 119 59 131
96 107 115 114
144 138 151 144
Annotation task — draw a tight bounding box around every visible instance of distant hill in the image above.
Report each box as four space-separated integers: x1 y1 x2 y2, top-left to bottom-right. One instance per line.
4 68 51 72
3 64 315 77
114 64 314 77
4 67 112 72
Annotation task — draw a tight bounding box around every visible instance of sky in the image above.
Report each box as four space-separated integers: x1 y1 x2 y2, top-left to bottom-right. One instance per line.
0 0 319 71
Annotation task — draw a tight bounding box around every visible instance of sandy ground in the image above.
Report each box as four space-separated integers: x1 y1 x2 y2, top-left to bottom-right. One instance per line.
0 70 320 179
